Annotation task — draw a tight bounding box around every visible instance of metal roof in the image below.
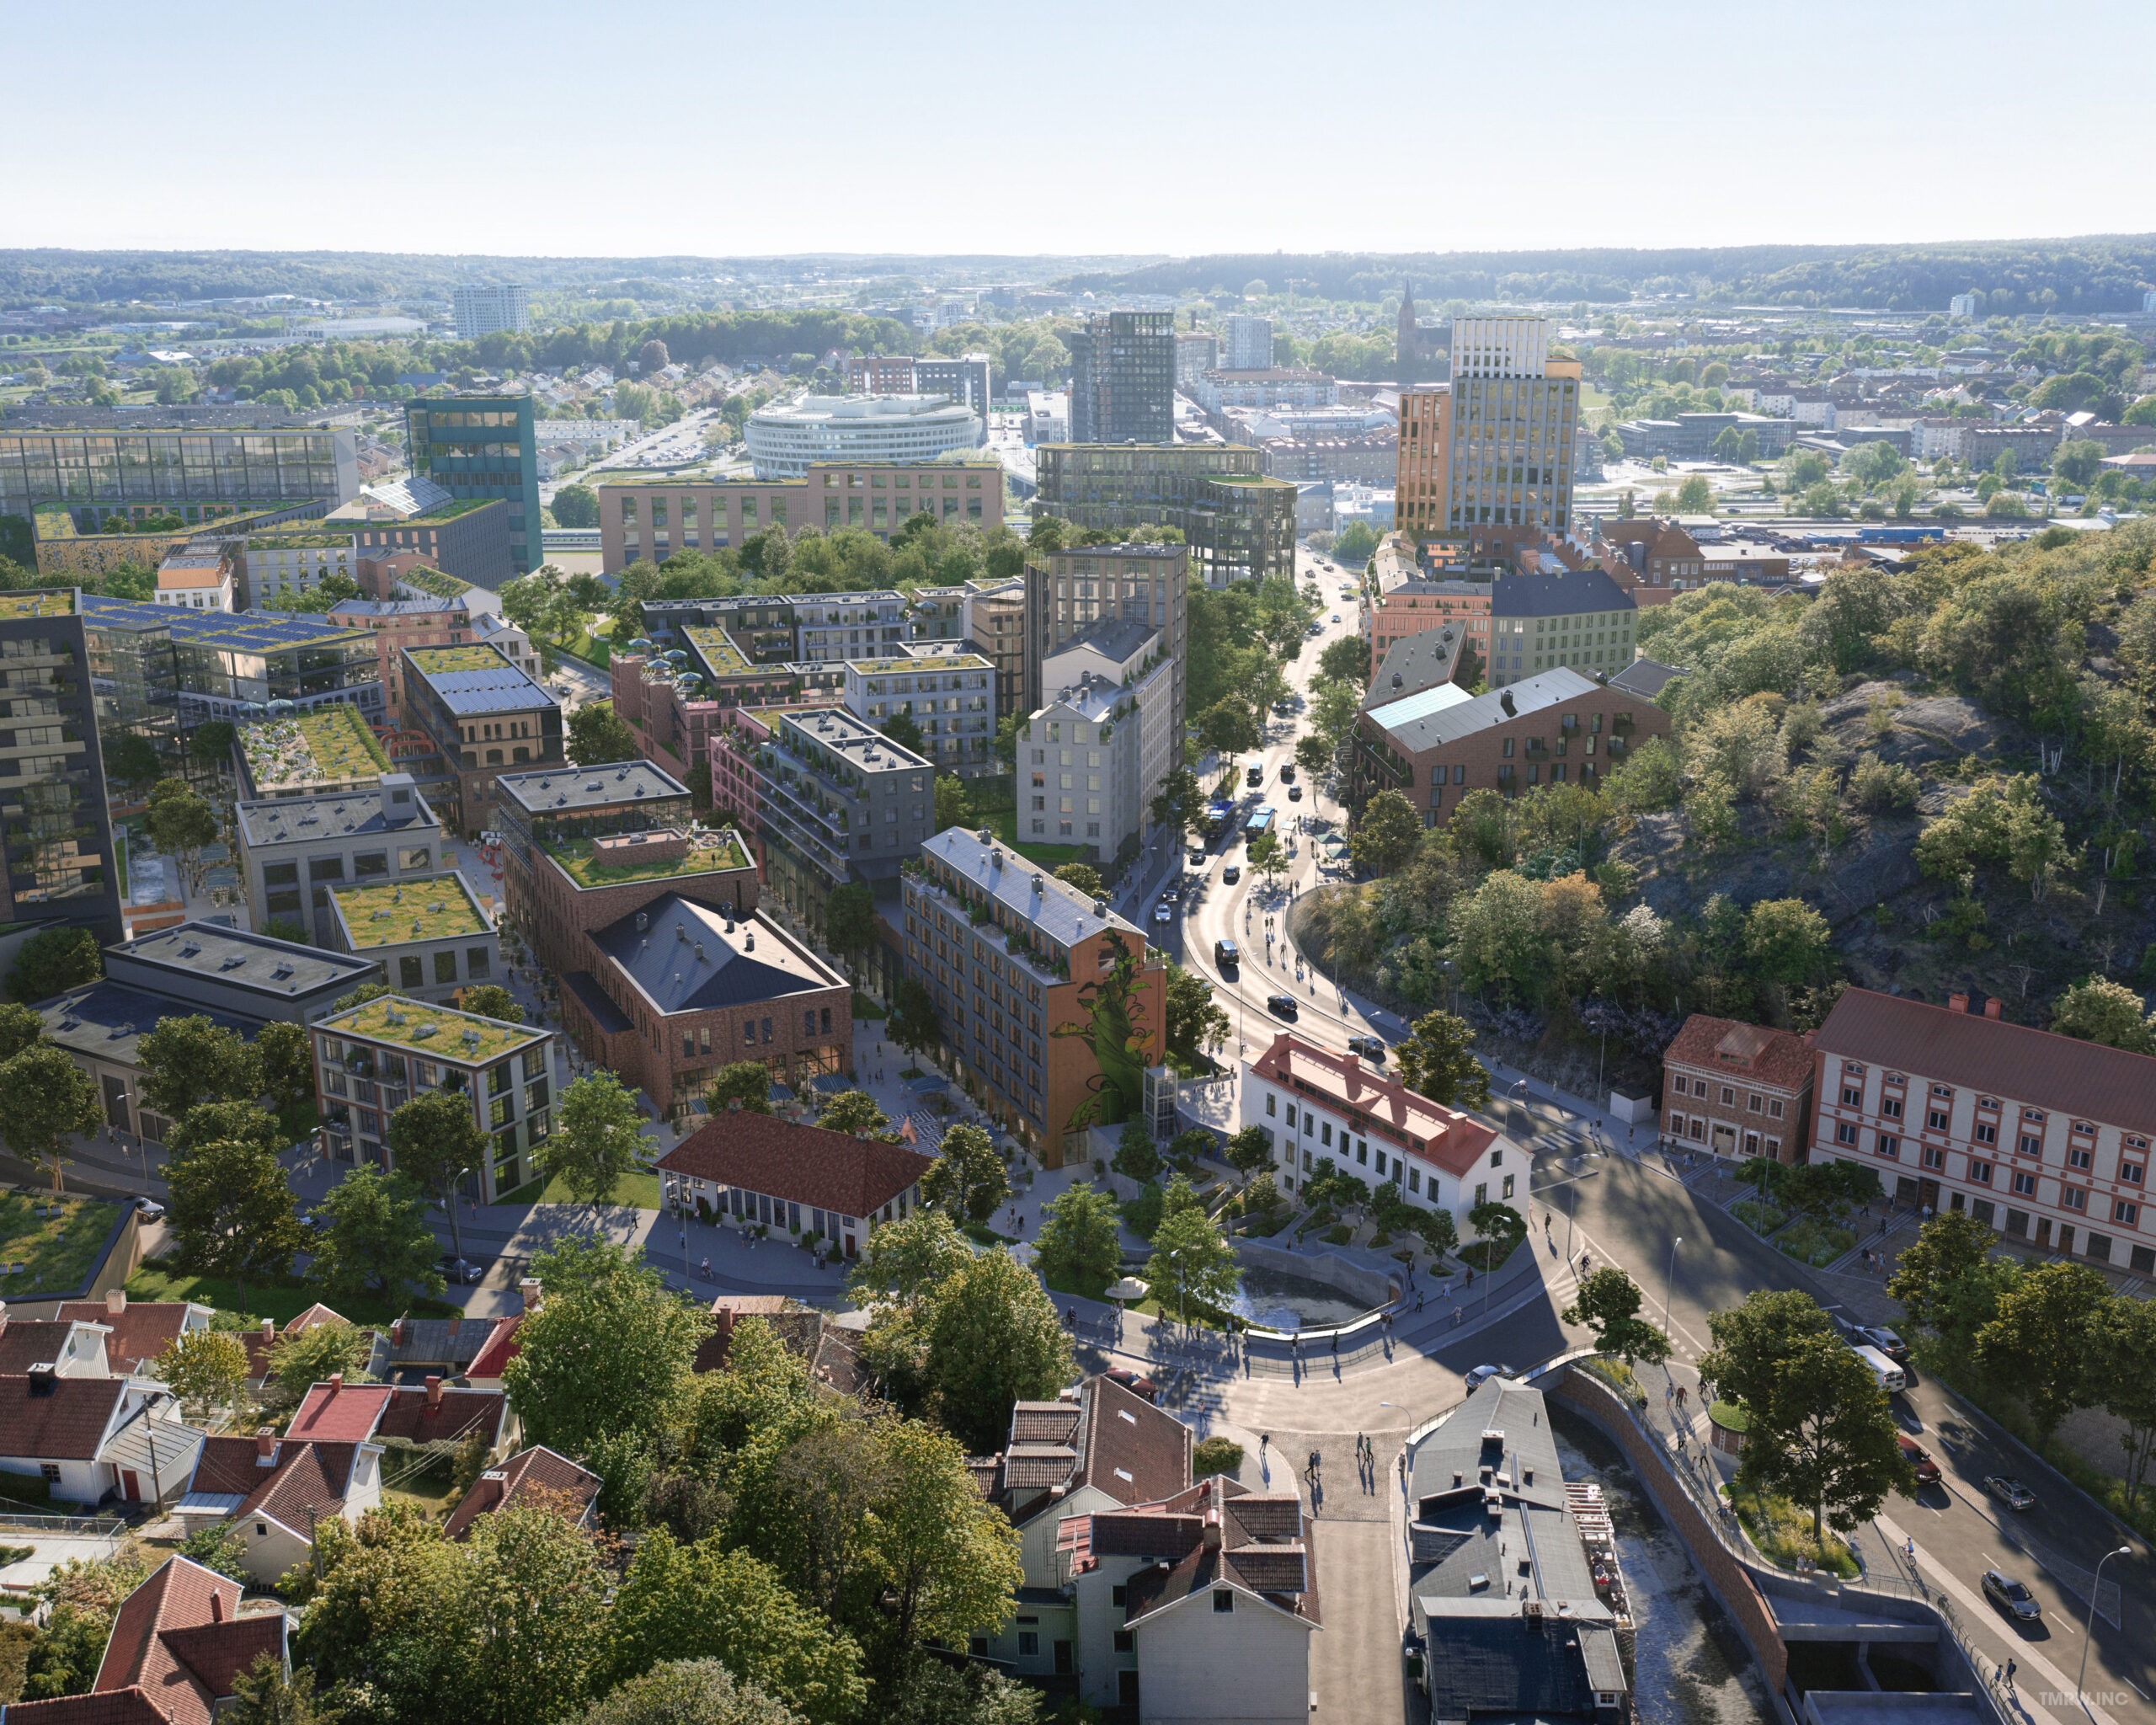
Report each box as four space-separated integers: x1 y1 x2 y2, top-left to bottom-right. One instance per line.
595 895 846 1017
1492 567 1636 618
1364 667 1601 753
236 787 436 846
109 921 376 998
404 647 558 716
495 760 689 814
924 827 1143 946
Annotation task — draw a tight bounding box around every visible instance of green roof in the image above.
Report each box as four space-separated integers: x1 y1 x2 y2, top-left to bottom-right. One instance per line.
240 704 391 791
546 829 752 889
414 499 498 521
408 645 510 675
324 993 542 1063
332 876 492 948
683 625 751 676
0 590 75 617
851 654 989 674
397 565 473 598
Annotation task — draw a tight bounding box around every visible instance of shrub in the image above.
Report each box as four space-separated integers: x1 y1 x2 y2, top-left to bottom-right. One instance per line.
1192 1437 1245 1478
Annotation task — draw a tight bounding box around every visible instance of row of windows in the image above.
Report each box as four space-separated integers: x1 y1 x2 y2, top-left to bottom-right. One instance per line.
1668 1072 1788 1119
1832 1120 2144 1221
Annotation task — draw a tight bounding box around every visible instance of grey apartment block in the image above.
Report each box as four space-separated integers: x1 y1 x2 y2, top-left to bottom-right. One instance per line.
101 920 379 1023
326 869 499 1005
234 773 446 944
752 709 933 888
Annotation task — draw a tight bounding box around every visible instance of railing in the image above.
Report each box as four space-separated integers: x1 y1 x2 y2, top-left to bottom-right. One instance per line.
0 1511 125 1539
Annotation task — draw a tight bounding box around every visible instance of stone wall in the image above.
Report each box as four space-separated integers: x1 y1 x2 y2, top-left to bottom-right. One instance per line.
1235 1241 1396 1310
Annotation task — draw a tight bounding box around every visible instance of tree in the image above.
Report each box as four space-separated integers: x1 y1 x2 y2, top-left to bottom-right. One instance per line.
847 1207 974 1307
1975 1260 2111 1445
1223 1124 1274 1186
707 1060 774 1115
2093 1294 2156 1508
1673 473 1714 513
538 1072 648 1208
566 701 639 767
1743 897 1833 1014
1162 962 1229 1065
911 1249 1071 1451
551 484 600 530
144 782 219 895
920 1122 1010 1225
1149 767 1202 840
1885 1210 1997 1338
104 730 162 788
0 1044 100 1194
221 1653 343 1725
1698 1288 1833 1417
862 1415 1026 1652
165 1135 310 1315
879 710 926 753
1294 733 1334 779
294 1507 467 1720
1395 1010 1490 1110
7 926 100 1002
1562 1268 1673 1367
152 1327 250 1423
1349 789 1421 877
188 720 237 773
332 980 391 1013
168 1099 284 1161
1465 1200 1527 1268
253 1021 313 1120
1197 696 1260 756
136 1015 262 1122
0 1001 45 1062
933 775 970 831
881 1656 1041 1725
583 1661 803 1725
1317 633 1370 688
264 1318 373 1406
457 1503 612 1725
1145 1198 1239 1322
1031 1183 1123 1292
387 1089 490 1263
2052 439 2105 489
24 1602 111 1699
459 985 523 1025
1112 1119 1160 1183
823 882 876 975
1742 1333 1913 1545
504 1236 709 1458
886 977 942 1059
1053 862 1102 899
2049 974 2156 1053
1246 831 1285 887
308 1167 445 1303
815 1088 897 1140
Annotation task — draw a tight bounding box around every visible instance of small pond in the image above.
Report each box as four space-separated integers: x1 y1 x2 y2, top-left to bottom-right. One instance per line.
1228 1266 1370 1332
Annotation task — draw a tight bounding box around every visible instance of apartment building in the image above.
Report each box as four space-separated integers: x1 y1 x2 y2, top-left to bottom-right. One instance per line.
1441 318 1582 554
1967 424 2065 478
326 596 479 725
1365 577 1491 678
1175 332 1221 387
0 591 122 944
1021 623 1175 864
902 828 1166 1167
596 461 1005 572
1033 444 1295 586
397 644 564 836
403 396 542 578
1808 988 2156 1274
1594 517 1705 606
1351 668 1672 828
609 637 797 787
328 475 515 591
1657 1015 1815 1162
234 774 446 945
754 708 934 905
843 651 996 774
638 595 803 663
312 993 555 1199
0 425 358 521
451 284 530 340
1024 542 1189 756
326 870 499 1006
962 576 1027 722
1486 569 1637 688
493 759 760 980
1241 1033 1504 1226
1067 311 1175 445
1368 626 1470 708
841 355 992 435
237 529 360 605
1224 314 1273 371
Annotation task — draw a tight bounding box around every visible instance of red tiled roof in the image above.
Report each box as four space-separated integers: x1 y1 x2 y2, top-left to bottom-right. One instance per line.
440 1445 600 1541
371 1386 504 1449
0 1374 125 1461
655 1114 934 1220
1249 1033 1496 1178
1817 987 2156 1134
1662 1014 1814 1092
286 1381 392 1444
156 1617 281 1703
187 1435 365 1531
0 1687 173 1723
463 1314 522 1380
56 1301 196 1375
92 1555 252 1725
1076 1374 1191 1508
0 1319 95 1375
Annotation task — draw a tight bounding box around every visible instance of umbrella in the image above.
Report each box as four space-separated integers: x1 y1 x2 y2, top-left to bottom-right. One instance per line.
1105 1276 1150 1304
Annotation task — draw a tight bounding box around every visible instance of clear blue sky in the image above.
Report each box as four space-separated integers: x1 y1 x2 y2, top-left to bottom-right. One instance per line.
5 0 2150 259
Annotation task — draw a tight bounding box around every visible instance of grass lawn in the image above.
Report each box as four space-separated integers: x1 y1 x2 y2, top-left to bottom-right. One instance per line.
851 992 887 1020
494 1169 664 1210
1042 1265 1112 1303
985 808 1091 870
1727 1481 1860 1578
125 1256 458 1327
0 1194 120 1297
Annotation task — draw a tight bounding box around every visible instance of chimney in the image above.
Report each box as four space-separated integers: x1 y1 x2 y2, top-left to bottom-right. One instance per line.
520 1278 543 1312
210 1591 224 1623
390 1317 406 1347
329 1372 344 1392
26 1363 55 1397
1201 1511 1222 1551
255 1426 277 1460
104 1288 126 1316
425 1375 443 1411
1983 998 2002 1019
476 1469 508 1509
1948 991 1969 1014
261 1318 275 1342
714 1306 737 1354
448 1315 462 1343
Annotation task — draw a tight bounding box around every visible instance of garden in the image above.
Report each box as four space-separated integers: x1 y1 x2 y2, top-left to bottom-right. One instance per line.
1726 1156 1876 1268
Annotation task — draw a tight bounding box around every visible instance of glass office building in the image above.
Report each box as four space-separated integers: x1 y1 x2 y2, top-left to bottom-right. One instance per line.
0 591 121 943
405 397 542 577
0 429 358 521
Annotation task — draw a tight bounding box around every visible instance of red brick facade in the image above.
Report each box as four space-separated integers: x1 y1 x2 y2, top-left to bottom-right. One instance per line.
1657 1014 1814 1163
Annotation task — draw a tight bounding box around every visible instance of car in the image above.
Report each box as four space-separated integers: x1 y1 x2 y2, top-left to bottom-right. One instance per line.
1153 904 1171 926
1983 1475 2037 1511
1288 785 1303 801
1104 1365 1160 1402
1246 766 1263 788
1464 1364 1515 1391
1280 762 1297 782
1982 1570 2041 1621
1859 1324 1908 1361
132 1197 165 1221
1896 1433 1941 1483
1223 864 1241 884
1215 938 1240 967
1347 1034 1387 1062
1331 612 1342 622
440 1255 485 1285
1162 889 1178 905
1273 699 1295 716
1265 993 1298 1019
1188 846 1207 865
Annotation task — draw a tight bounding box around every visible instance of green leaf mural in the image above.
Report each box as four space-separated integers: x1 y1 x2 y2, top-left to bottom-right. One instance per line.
1052 932 1157 1132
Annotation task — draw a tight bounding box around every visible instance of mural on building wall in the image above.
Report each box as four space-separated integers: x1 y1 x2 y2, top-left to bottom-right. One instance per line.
1054 932 1157 1130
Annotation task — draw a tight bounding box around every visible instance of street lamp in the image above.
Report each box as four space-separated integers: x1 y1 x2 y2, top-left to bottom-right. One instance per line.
2078 1546 2132 1713
1173 1250 1187 1331
1662 1237 1683 1338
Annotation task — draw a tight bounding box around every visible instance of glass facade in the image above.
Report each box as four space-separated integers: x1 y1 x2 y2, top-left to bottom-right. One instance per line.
85 604 380 749
405 398 542 576
0 431 348 515
0 599 120 940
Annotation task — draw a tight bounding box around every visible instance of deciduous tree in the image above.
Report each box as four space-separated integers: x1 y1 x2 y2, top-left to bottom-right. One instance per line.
846 1209 973 1307
1562 1268 1672 1367
1031 1182 1123 1292
1975 1260 2111 1445
1884 1210 1998 1338
1742 1333 1913 1545
566 702 638 767
1112 1119 1160 1183
2093 1293 2156 1508
153 1328 250 1423
165 1134 309 1316
1698 1288 1833 1416
815 1088 899 1141
920 1121 1009 1225
822 882 876 974
0 1044 100 1194
308 1167 445 1304
864 1416 1026 1653
136 1015 261 1122
2049 974 2156 1053
1395 1010 1490 1110
707 1060 773 1115
923 1251 1075 1455
1053 862 1102 899
1145 1196 1239 1321
1349 789 1421 877
458 985 523 1025
0 1001 45 1061
264 1318 373 1406
539 1072 648 1208
5 927 100 1003
579 1661 803 1725
254 1021 314 1119
387 1088 490 1262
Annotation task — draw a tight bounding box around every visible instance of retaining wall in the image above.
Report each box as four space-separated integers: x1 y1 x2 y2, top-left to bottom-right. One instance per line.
1235 1240 1396 1309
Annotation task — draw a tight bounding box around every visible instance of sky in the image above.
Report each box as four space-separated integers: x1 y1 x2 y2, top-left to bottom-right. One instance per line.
5 0 2153 261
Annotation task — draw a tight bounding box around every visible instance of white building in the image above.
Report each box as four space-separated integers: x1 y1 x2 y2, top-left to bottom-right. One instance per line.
535 419 639 446
839 649 995 773
234 533 360 606
452 284 531 340
744 394 982 480
1022 621 1174 865
154 546 235 611
1225 314 1274 371
1950 292 1979 318
1025 389 1070 446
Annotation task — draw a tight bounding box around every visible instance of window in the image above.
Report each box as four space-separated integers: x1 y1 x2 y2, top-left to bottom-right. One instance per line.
1213 1590 1234 1614
466 948 490 979
1017 1632 1038 1657
2011 1170 2037 1196
1921 1145 1945 1171
1748 1093 1764 1114
1876 1135 1900 1160
2017 1134 2042 1157
400 955 424 988
1769 1098 1784 1119
309 857 344 882
1974 1121 1997 1145
2122 1160 2146 1185
1672 1076 1687 1095
1968 1158 1993 1185
2068 1145 2093 1171
1879 1096 1901 1119
263 862 299 886
1113 1630 1134 1653
353 851 389 878
2063 1187 2087 1211
1841 1086 1862 1108
1927 1108 1951 1131
1835 1121 1859 1146
2116 1199 2141 1226
1265 1094 1275 1116
435 951 457 984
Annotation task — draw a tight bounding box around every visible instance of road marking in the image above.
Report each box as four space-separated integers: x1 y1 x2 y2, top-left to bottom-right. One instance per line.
1876 1510 2121 1725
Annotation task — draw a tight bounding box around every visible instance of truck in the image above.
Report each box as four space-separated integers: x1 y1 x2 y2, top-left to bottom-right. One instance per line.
1244 806 1276 841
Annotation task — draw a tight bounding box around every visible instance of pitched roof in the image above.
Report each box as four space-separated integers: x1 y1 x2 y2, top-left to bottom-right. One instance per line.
0 1373 125 1461
1662 1014 1815 1092
593 896 846 1017
1248 1033 1497 1178
88 1554 275 1725
1493 567 1636 618
655 1114 933 1221
0 1688 175 1723
1367 628 1468 712
1815 986 2156 1134
54 1301 198 1376
371 1386 504 1449
0 1318 100 1375
440 1445 600 1541
1064 1476 1320 1629
464 1314 523 1380
1607 657 1685 698
243 1442 364 1535
285 1381 393 1444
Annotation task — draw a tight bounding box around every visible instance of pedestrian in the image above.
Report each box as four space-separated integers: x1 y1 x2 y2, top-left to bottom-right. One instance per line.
1416 1290 1425 1313
2004 1662 2015 1692
1261 1433 1268 1457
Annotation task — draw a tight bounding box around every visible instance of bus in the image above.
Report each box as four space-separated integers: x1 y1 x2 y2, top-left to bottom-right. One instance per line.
1244 806 1276 841
1201 800 1236 841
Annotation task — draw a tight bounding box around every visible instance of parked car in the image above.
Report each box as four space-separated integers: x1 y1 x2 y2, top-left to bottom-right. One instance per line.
1897 1433 1941 1483
132 1197 165 1221
1347 1034 1387 1062
1983 1475 2036 1511
1464 1364 1515 1391
1982 1570 2041 1621
440 1255 485 1285
1265 993 1298 1019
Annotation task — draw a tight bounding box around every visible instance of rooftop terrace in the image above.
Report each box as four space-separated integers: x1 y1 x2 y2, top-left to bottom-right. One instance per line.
331 874 492 949
322 993 542 1064
682 626 753 677
239 705 392 792
546 826 751 888
0 590 75 617
408 645 510 675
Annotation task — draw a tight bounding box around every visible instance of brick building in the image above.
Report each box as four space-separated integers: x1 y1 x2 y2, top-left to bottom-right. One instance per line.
1350 667 1673 829
1657 1015 1814 1162
1365 577 1491 678
1807 988 2156 1274
1396 383 1451 538
398 644 564 836
326 596 479 726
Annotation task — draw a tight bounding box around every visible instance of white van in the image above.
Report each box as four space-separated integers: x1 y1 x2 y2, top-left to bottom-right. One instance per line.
1853 1342 1905 1394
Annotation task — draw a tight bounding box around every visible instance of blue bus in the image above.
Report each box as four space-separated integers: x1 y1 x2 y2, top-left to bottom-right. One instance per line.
1244 806 1276 841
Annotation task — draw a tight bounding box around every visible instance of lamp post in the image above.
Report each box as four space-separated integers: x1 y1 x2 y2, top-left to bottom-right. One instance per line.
1662 1236 1683 1338
2078 1546 2132 1714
